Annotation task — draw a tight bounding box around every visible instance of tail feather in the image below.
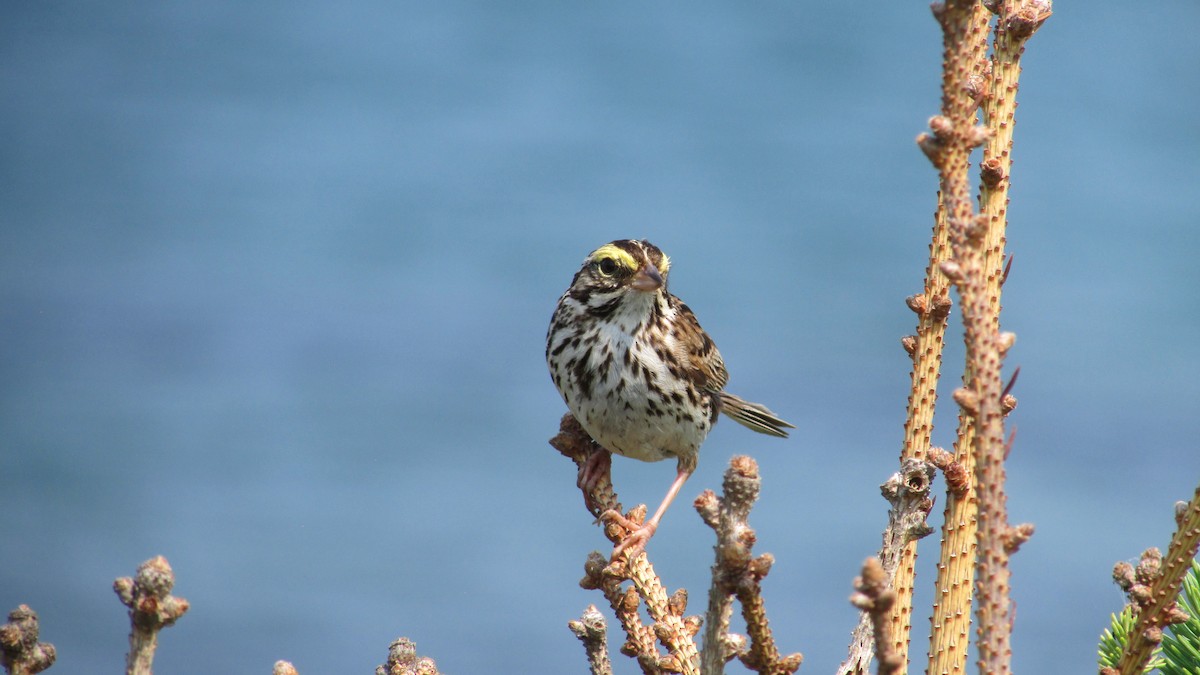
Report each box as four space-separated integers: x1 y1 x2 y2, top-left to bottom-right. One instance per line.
718 392 795 438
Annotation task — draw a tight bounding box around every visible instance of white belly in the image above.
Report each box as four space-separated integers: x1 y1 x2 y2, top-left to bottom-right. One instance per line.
565 329 712 464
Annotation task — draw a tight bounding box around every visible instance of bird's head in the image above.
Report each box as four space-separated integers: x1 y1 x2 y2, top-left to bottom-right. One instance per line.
576 239 671 297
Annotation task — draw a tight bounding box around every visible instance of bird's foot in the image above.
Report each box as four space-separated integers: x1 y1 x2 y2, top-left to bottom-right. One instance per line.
600 509 657 561
577 446 612 515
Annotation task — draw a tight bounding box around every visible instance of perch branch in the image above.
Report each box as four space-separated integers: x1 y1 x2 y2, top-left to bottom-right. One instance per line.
580 552 660 674
553 414 701 674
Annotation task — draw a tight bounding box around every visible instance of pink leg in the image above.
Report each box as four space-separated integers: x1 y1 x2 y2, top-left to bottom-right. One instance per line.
604 467 692 560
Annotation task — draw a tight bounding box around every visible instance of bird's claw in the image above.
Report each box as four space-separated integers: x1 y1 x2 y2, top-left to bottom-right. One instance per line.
600 509 657 561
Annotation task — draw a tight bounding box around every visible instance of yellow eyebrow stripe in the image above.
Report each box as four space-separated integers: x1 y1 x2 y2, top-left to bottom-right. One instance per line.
589 243 640 271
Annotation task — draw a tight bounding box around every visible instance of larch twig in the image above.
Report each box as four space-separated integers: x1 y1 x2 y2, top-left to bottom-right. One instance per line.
552 413 701 674
697 456 802 675
1114 485 1200 675
113 556 189 675
0 605 56 675
374 637 442 675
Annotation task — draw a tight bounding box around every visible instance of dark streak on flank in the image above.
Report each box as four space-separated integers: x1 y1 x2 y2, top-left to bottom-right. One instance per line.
570 356 594 400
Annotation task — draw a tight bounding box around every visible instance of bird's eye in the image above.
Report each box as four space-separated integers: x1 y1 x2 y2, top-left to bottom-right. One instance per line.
597 257 619 276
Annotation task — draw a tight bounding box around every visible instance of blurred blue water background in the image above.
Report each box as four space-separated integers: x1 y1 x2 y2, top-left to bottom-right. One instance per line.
3 2 1198 673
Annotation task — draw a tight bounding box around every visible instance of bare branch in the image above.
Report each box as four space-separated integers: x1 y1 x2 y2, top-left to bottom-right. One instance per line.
114 556 189 675
0 605 56 675
848 558 903 675
698 456 802 675
569 606 614 675
839 460 935 675
374 638 442 675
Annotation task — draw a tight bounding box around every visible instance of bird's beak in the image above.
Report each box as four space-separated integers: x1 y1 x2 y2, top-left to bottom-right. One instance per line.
630 265 664 292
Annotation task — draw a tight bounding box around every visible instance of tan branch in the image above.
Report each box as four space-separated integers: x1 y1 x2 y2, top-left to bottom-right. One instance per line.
926 441 979 675
946 5 1047 675
893 1 992 665
553 414 701 674
624 558 701 674
916 1 1048 673
926 2 1048 672
580 552 659 673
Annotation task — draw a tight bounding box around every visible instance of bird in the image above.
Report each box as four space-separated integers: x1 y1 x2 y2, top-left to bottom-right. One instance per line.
546 239 794 558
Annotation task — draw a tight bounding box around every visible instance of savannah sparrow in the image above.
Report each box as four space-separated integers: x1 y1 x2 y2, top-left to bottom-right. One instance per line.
546 239 794 557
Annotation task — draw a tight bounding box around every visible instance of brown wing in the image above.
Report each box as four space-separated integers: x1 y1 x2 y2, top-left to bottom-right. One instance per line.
669 297 729 393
